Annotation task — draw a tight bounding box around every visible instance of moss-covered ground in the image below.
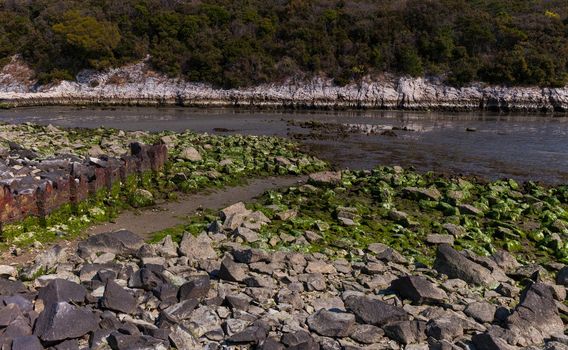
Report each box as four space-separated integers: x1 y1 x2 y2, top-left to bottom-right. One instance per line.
0 123 327 248
152 166 568 268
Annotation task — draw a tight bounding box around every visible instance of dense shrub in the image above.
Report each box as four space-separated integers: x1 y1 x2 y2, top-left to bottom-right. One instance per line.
1 0 567 88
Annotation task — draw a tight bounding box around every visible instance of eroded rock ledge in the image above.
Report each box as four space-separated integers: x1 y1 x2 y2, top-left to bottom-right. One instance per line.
1 58 568 112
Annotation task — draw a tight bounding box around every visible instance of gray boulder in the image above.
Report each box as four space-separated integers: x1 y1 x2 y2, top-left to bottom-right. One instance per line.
179 147 202 161
307 309 355 337
557 266 568 286
37 279 86 307
78 230 144 258
161 299 199 323
179 232 217 261
464 301 496 323
0 278 26 296
425 317 464 341
11 336 43 350
34 302 99 342
101 279 137 314
506 283 564 346
349 324 384 344
403 187 442 201
219 256 247 283
383 320 427 345
472 333 516 350
308 171 342 185
227 320 269 344
433 244 497 286
344 295 408 326
390 276 447 304
178 275 210 300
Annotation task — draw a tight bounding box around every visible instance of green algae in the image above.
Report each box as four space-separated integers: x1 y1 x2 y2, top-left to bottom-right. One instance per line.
0 124 327 249
151 166 568 269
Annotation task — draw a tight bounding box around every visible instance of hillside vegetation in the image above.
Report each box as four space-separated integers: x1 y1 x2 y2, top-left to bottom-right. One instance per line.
1 0 568 88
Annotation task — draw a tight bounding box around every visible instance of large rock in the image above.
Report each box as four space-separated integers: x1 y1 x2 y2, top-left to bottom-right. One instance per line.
37 279 86 306
227 320 269 344
77 230 144 258
220 202 250 221
349 324 384 344
366 243 407 264
308 171 342 185
390 276 447 304
344 294 408 326
179 147 202 161
34 302 99 342
0 278 26 296
231 247 270 264
472 333 516 350
403 187 442 201
557 266 568 286
187 306 223 339
281 330 319 349
0 265 17 278
383 320 427 345
108 333 167 350
218 256 247 283
492 250 521 272
178 275 210 300
11 336 43 350
442 223 467 238
305 260 336 274
506 283 564 346
101 279 137 314
433 244 498 286
307 309 355 337
425 317 464 341
0 304 24 327
464 301 496 323
168 324 200 349
179 232 217 261
161 299 199 323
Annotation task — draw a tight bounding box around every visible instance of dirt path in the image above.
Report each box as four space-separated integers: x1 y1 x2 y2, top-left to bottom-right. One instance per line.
87 175 306 237
2 175 306 266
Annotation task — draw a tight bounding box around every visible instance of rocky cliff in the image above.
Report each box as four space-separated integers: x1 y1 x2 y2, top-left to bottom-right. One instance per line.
1 57 567 112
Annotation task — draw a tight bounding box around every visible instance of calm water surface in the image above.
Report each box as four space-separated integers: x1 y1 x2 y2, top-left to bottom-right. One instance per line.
0 107 566 184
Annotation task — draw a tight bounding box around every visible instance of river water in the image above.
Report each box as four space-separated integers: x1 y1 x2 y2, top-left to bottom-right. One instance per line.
0 107 566 184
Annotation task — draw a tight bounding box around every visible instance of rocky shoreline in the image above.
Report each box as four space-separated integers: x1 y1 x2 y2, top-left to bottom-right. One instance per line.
0 196 566 349
1 58 568 112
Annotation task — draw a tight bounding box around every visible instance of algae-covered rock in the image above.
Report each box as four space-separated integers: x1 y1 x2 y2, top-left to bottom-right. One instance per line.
130 188 155 208
179 146 202 161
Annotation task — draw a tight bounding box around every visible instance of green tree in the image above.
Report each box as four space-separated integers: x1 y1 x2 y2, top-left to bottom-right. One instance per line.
52 10 121 69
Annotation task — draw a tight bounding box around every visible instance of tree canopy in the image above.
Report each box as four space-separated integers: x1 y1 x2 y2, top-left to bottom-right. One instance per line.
1 0 568 88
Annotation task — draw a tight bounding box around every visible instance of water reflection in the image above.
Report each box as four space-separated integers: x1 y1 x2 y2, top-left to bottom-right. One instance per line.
0 106 566 184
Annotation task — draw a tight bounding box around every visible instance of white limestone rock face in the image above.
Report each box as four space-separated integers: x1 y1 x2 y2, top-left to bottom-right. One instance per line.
1 56 568 111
